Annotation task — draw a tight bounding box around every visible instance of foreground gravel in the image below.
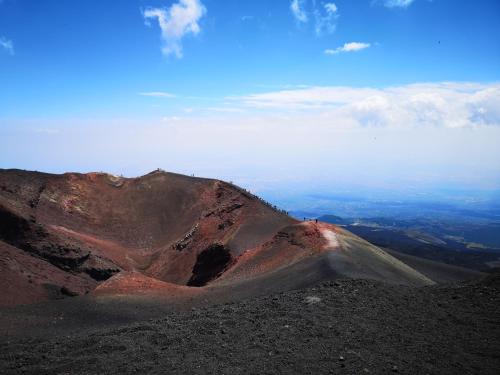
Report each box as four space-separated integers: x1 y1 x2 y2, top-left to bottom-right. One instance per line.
1 275 499 375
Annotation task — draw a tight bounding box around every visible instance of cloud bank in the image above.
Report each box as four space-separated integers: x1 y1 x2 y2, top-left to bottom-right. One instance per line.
3 82 500 191
143 0 206 58
235 82 500 129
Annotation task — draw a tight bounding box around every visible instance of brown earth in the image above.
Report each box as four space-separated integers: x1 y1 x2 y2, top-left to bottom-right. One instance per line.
0 169 497 374
0 168 441 308
0 168 294 305
0 275 498 375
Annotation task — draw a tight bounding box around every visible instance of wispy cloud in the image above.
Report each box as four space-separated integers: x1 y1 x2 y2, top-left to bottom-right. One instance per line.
325 42 371 55
378 0 416 8
233 82 500 129
0 36 14 55
290 1 339 36
142 0 206 58
139 91 177 98
290 0 308 23
314 2 339 36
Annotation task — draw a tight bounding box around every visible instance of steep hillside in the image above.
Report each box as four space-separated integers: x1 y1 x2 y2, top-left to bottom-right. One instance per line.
1 169 438 307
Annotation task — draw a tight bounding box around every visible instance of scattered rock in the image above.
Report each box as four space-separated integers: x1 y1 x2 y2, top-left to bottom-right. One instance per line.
305 296 322 304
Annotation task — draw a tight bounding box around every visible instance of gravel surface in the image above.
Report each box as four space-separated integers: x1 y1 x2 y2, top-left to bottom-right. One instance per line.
1 275 499 375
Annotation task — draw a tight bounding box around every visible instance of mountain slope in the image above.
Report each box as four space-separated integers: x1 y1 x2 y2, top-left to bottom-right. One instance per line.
1 169 437 307
1 275 499 375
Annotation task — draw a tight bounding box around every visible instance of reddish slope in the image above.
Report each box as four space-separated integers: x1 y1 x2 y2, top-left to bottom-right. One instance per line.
0 169 294 305
0 169 437 307
0 241 96 306
213 221 433 288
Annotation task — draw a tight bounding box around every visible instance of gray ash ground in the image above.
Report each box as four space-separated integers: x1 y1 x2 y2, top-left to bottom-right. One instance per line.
1 275 499 375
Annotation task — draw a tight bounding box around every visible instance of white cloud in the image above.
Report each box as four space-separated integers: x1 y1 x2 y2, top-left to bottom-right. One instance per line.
139 91 177 98
380 0 415 8
325 42 371 55
5 83 500 190
143 0 206 58
233 82 500 129
290 0 308 23
0 37 14 55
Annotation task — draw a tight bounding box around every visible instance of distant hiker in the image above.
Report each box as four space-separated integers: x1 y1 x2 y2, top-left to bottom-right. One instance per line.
315 219 318 224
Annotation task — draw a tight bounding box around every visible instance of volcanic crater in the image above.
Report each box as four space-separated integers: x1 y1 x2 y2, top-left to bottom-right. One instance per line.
0 168 473 308
1 169 499 375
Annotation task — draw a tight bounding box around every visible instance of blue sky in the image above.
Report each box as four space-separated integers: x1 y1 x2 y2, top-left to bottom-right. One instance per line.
1 0 500 197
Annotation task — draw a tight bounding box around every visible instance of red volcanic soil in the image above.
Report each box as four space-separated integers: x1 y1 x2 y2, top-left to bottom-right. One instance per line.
215 222 331 284
1 169 496 375
93 271 203 298
0 168 470 309
0 168 295 306
0 240 95 306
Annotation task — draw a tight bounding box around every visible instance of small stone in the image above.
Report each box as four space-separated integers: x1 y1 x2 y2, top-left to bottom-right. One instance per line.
391 365 398 372
305 296 322 304
339 355 345 361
